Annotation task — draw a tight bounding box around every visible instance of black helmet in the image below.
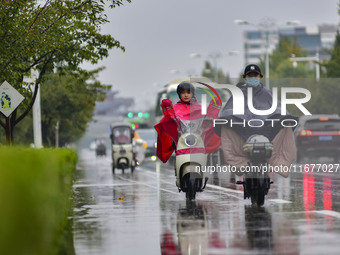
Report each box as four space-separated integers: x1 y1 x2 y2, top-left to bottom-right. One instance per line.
243 64 263 78
176 81 195 97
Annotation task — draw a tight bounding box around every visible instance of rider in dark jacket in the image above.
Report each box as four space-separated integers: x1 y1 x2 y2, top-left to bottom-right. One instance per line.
217 64 297 177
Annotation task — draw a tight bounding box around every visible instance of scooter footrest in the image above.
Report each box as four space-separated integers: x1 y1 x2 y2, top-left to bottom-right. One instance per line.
236 181 244 185
201 177 209 190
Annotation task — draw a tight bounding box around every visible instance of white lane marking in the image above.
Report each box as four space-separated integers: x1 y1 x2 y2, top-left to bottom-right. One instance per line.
73 183 133 188
206 185 294 204
278 210 340 218
267 199 292 204
205 189 243 200
315 210 340 219
138 170 244 199
116 174 179 195
139 169 244 196
135 167 294 204
136 168 175 185
206 184 243 194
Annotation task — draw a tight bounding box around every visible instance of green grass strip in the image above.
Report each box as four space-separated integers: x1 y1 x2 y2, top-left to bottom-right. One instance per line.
0 147 77 255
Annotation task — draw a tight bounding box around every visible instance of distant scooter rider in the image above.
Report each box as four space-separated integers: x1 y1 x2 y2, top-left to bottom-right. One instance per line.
215 64 298 177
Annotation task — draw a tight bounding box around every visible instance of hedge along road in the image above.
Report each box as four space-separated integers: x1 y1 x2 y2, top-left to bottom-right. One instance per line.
0 147 77 255
73 148 340 255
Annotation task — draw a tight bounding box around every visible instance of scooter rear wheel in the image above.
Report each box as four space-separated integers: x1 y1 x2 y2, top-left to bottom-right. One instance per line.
131 159 136 173
251 186 265 206
185 178 196 201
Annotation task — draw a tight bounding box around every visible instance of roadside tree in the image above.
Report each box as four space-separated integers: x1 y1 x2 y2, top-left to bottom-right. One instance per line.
0 0 130 143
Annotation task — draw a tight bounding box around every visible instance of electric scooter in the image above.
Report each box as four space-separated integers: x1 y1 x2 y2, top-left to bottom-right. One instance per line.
237 135 274 206
175 118 209 200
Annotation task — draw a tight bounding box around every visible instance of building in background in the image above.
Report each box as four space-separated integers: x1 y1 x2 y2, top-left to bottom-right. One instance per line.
243 24 339 65
95 90 135 116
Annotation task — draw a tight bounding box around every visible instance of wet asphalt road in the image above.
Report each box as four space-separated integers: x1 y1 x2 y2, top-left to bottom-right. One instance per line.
73 149 340 255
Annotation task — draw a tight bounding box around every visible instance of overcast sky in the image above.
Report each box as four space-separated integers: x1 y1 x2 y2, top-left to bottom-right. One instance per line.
83 0 340 110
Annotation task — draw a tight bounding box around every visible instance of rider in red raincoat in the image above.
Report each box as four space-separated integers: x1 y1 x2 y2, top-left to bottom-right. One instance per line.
154 81 221 163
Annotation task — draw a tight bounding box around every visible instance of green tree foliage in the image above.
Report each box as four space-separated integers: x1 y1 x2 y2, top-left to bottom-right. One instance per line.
41 69 107 147
314 29 340 115
0 68 108 146
258 37 314 78
253 37 331 116
306 5 340 115
324 31 340 77
201 61 232 83
0 0 130 142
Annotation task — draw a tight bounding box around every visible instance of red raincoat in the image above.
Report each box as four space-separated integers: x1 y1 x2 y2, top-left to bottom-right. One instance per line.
154 98 221 163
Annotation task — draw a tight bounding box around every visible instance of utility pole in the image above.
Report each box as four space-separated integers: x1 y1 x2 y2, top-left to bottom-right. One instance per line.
289 52 320 82
55 121 59 148
234 19 300 89
31 69 43 148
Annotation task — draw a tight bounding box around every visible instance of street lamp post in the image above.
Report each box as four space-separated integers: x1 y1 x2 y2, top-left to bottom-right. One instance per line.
209 51 221 82
289 52 320 82
234 19 300 89
169 69 196 77
265 30 270 88
190 51 239 82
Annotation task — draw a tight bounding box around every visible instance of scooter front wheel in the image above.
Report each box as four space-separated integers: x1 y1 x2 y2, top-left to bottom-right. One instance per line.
185 177 196 201
250 180 266 207
186 183 196 200
250 185 265 206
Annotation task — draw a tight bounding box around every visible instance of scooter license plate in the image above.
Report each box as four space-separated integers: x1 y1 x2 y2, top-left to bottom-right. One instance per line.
319 135 332 141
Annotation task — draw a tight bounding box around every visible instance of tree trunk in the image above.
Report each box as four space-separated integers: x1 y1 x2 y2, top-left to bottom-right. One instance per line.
5 117 12 145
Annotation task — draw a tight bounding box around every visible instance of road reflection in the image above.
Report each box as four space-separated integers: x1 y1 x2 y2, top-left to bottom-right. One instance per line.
160 201 302 255
302 171 335 229
244 206 273 254
176 201 209 255
74 150 340 254
161 200 230 255
161 201 209 255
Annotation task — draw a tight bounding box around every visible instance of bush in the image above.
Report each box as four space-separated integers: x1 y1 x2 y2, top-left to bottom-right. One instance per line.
0 147 77 255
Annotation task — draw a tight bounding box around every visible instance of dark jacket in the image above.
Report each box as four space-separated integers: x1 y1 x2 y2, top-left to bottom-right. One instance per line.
217 83 298 141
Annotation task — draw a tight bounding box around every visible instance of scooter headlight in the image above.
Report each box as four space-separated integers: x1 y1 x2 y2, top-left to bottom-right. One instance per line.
184 134 197 147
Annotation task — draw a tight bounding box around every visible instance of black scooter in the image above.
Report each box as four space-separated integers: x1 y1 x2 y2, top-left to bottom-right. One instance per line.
237 135 274 206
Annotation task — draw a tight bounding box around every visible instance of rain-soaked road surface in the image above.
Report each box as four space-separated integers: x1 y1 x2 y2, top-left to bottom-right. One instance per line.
73 149 340 255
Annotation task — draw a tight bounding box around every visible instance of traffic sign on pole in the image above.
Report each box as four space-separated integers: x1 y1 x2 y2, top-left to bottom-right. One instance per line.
0 81 24 117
